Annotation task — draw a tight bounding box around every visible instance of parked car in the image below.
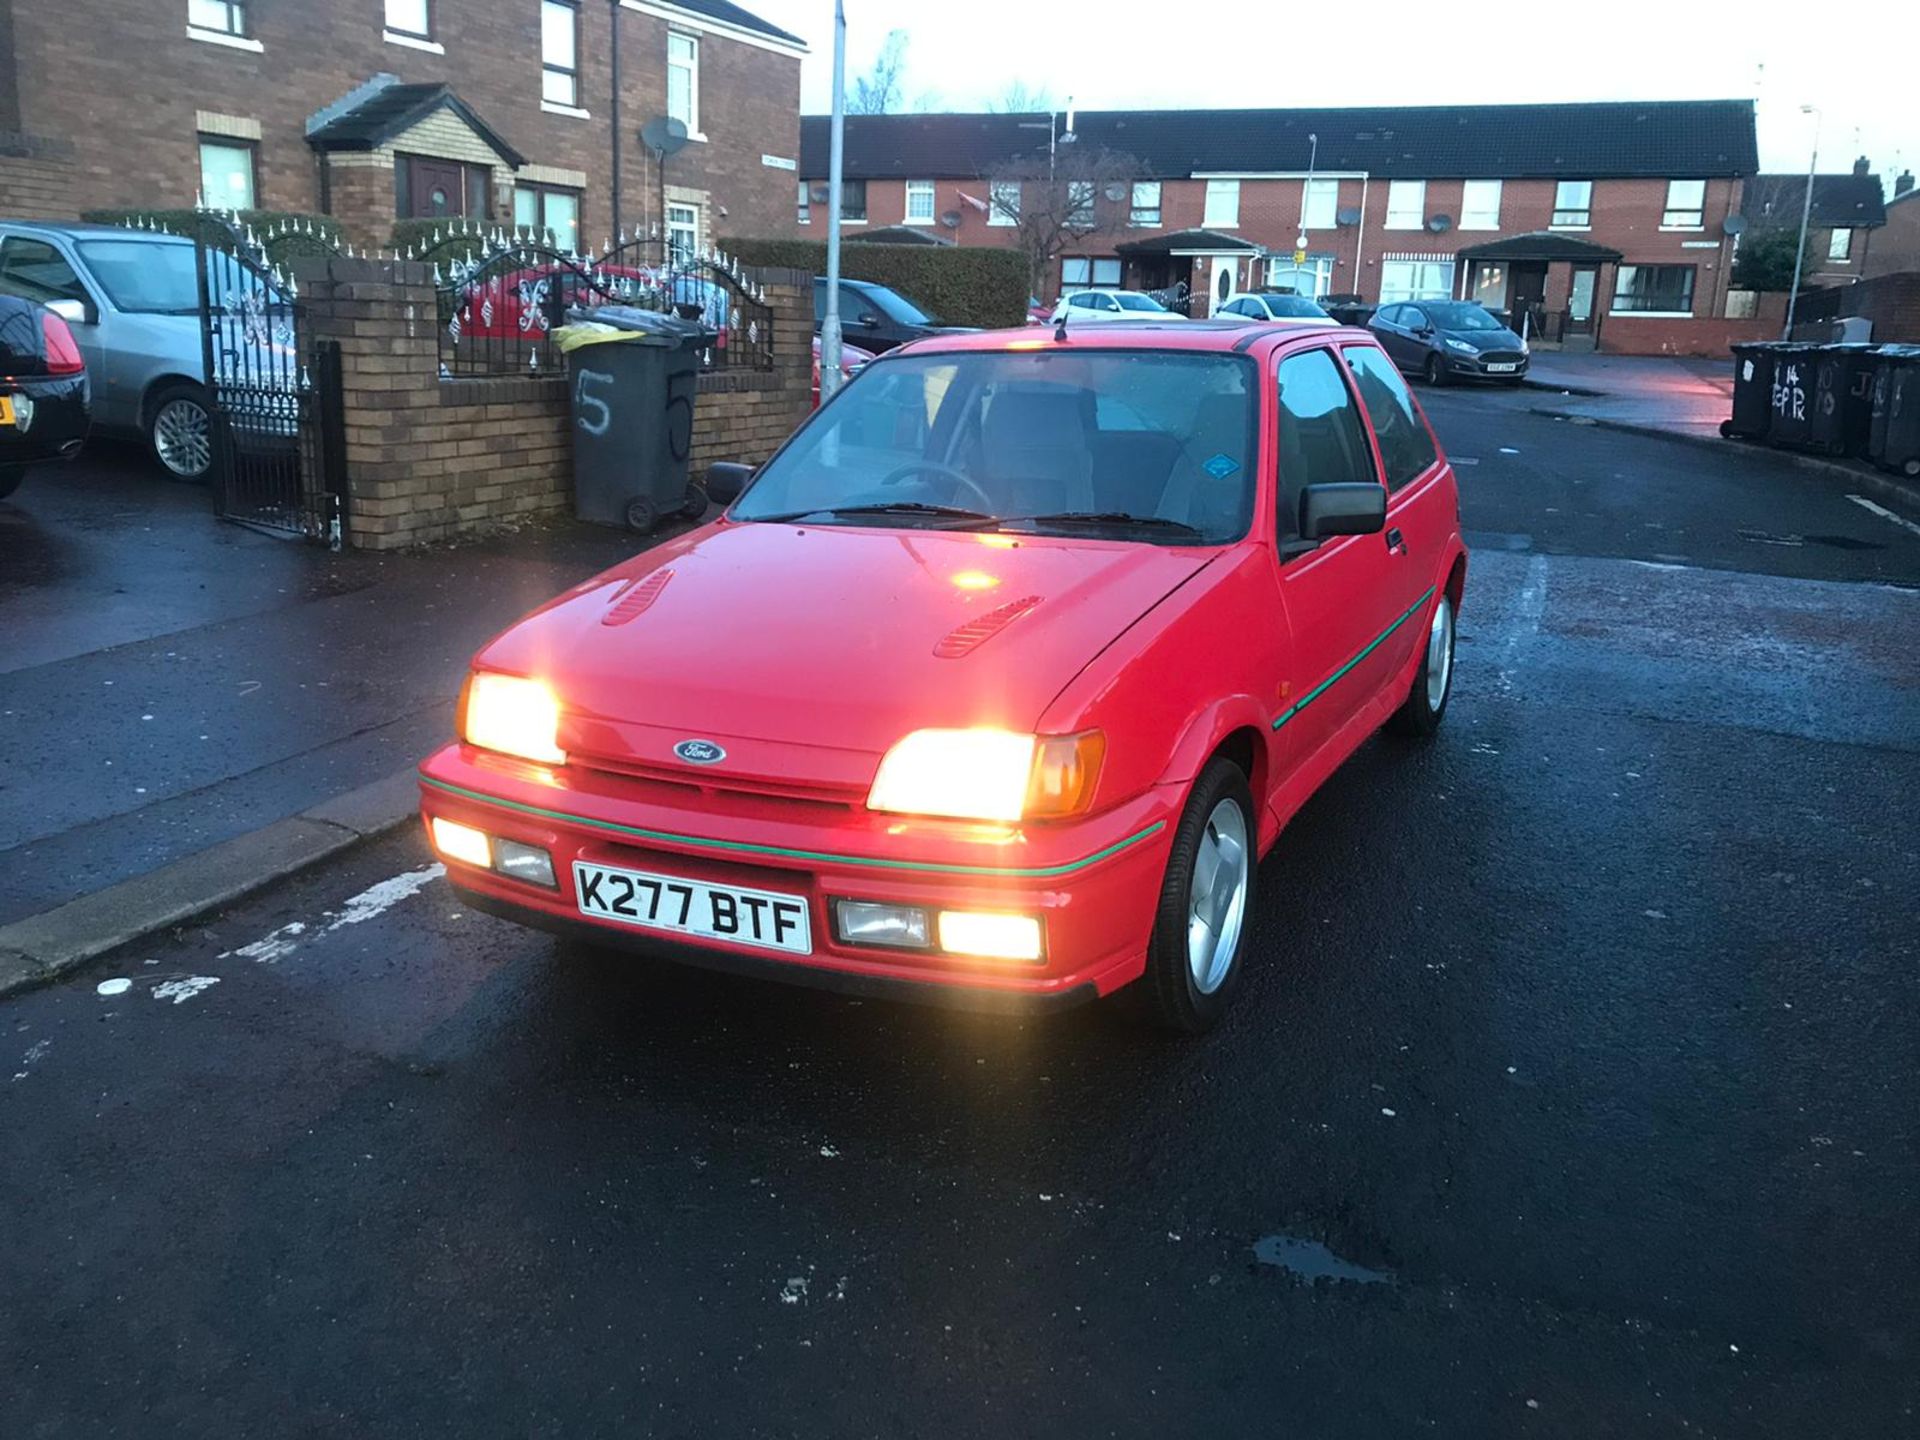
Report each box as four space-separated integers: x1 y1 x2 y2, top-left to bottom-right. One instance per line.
419 322 1466 1033
1369 300 1529 385
454 261 733 354
0 221 298 482
1219 292 1333 324
811 277 971 353
0 293 90 499
1050 289 1185 324
810 334 876 408
1318 294 1377 328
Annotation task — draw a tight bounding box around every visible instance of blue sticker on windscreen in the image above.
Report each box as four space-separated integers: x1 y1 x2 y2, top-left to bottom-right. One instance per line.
1203 453 1240 480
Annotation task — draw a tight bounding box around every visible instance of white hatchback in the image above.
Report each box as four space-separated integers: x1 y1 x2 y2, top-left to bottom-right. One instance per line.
1050 289 1186 324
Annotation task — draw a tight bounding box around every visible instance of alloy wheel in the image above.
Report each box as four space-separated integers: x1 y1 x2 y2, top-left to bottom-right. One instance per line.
1186 797 1250 995
154 398 212 479
1426 596 1455 712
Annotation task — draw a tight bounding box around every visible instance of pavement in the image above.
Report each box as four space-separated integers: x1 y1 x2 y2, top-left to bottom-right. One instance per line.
3 397 1918 1437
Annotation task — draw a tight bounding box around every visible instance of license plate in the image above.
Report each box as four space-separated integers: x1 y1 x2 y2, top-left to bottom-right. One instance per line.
573 860 812 954
0 396 14 427
1487 363 1518 374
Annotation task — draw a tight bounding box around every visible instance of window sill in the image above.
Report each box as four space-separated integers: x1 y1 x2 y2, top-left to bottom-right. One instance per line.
187 25 263 52
1381 222 1425 230
1549 223 1592 231
840 218 867 226
1457 222 1500 231
542 100 592 120
1659 224 1706 232
384 29 445 54
1609 310 1695 319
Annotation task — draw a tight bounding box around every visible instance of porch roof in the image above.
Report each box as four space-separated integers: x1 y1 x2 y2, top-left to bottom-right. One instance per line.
1455 232 1623 262
307 81 526 168
1116 228 1261 256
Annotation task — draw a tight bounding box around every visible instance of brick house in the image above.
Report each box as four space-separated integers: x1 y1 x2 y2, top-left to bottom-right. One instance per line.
1862 172 1920 280
1741 162 1889 288
0 0 806 252
797 99 1763 354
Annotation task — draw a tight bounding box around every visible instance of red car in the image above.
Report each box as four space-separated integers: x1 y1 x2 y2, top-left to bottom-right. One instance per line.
419 321 1466 1031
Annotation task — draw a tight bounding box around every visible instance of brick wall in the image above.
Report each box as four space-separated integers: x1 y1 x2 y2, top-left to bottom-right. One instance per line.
1603 292 1787 356
5 0 800 249
0 131 77 217
1863 198 1920 280
1790 272 1920 343
296 257 810 550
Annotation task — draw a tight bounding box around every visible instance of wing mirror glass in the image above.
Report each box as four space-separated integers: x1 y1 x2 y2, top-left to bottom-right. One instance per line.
1299 482 1387 541
704 461 756 506
46 297 92 326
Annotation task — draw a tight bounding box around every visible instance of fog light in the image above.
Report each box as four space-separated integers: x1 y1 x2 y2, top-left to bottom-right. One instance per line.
430 817 491 869
937 910 1044 962
493 838 557 888
835 899 931 949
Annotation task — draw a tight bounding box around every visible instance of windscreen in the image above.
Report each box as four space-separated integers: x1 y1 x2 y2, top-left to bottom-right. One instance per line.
1423 302 1502 331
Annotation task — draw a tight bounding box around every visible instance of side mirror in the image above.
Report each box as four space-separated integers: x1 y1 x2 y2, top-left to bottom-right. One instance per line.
705 461 756 506
855 312 881 327
1299 482 1387 541
46 297 93 326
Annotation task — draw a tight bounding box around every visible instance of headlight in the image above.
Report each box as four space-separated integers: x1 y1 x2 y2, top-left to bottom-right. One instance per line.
867 728 1104 822
461 672 567 765
1444 338 1477 354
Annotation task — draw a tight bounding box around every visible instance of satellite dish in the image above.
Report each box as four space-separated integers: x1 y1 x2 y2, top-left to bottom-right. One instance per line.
1723 213 1748 236
1103 182 1128 202
1335 206 1362 227
938 209 962 229
640 115 690 158
810 183 832 204
1427 214 1453 233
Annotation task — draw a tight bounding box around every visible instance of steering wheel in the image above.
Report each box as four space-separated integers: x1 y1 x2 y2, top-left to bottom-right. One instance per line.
876 460 998 513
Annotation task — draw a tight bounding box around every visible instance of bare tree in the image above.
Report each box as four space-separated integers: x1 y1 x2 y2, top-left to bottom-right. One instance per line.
986 79 1054 114
847 29 909 115
984 145 1140 298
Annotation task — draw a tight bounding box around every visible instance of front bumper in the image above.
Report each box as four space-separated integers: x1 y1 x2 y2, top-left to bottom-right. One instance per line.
418 745 1179 1008
1443 349 1529 379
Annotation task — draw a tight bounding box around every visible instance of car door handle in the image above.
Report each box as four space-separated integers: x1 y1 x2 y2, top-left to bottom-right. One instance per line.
1385 527 1406 553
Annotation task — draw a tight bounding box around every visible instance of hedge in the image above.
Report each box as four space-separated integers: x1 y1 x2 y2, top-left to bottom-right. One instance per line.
81 209 345 266
723 238 1028 330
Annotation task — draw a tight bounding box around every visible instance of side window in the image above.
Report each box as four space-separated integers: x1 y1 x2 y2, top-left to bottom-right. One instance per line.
1376 304 1401 326
1342 345 1440 492
1068 293 1098 311
0 237 87 305
1274 348 1379 540
1403 306 1428 332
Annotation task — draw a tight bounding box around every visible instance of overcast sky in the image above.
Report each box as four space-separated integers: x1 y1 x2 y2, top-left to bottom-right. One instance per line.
742 0 1913 182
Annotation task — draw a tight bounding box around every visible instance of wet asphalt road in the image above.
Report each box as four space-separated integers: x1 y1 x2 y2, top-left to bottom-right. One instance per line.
4 399 1918 1438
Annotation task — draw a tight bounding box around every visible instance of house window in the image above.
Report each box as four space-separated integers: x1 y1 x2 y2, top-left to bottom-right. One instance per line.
1060 257 1121 291
1302 177 1339 231
905 180 935 224
1662 179 1706 229
1385 180 1426 230
385 0 430 38
188 0 247 36
1461 179 1502 230
1613 264 1695 314
1828 227 1853 261
988 180 1019 226
840 179 867 222
1203 179 1240 227
1130 181 1162 227
1067 181 1094 226
514 182 581 251
1379 258 1454 303
797 180 811 225
541 1 579 108
666 202 699 265
1552 180 1593 227
667 31 699 133
198 138 256 210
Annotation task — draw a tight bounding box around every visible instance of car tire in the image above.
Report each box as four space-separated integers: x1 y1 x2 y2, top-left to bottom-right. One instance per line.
147 382 214 483
1389 591 1456 738
1423 354 1450 386
0 464 25 500
1137 756 1259 1035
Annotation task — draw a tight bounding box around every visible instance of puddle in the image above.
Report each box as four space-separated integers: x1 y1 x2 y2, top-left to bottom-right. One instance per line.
1252 1234 1393 1286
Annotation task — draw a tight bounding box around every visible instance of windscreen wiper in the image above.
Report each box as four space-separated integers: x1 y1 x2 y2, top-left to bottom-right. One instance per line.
750 501 999 525
998 511 1204 537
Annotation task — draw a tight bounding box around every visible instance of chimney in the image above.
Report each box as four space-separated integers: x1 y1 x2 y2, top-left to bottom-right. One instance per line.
1898 170 1916 197
1852 155 1870 177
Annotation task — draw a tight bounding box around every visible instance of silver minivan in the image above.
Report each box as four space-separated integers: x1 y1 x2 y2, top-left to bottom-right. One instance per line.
0 222 220 479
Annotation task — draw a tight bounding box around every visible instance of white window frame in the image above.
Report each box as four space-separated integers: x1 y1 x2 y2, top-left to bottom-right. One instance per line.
1611 263 1696 317
1130 180 1162 227
666 202 699 265
667 30 701 138
1302 177 1339 231
1067 181 1094 227
1203 179 1240 228
198 136 256 210
796 179 811 225
1552 180 1593 229
1661 179 1706 230
1827 226 1853 261
384 0 430 37
541 1 579 110
1460 179 1502 231
1379 258 1455 304
904 180 935 224
1384 180 1426 230
988 180 1019 227
189 0 246 35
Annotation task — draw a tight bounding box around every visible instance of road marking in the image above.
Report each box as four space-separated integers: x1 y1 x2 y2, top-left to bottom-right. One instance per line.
153 976 220 1005
1497 553 1549 694
1846 493 1920 539
221 864 446 963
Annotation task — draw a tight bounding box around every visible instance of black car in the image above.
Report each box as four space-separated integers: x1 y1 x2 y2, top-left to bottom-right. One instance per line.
1369 300 1530 385
811 277 973 353
0 293 90 499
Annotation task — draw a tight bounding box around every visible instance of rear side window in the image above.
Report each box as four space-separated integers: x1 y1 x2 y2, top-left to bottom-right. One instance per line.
1342 345 1440 492
0 237 87 307
1274 348 1378 539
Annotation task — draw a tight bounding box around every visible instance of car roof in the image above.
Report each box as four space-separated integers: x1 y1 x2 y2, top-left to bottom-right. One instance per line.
0 220 192 244
895 317 1357 357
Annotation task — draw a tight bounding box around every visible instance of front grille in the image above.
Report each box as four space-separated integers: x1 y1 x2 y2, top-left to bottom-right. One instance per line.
568 751 864 818
1477 351 1525 366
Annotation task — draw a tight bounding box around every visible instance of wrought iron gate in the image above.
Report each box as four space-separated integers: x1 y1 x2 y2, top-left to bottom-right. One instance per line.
195 236 347 544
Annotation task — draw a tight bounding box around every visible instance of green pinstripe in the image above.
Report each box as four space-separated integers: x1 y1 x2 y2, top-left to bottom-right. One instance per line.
1272 587 1436 732
418 775 1166 878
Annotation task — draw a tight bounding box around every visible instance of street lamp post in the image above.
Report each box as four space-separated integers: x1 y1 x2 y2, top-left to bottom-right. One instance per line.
820 0 848 402
1783 104 1821 340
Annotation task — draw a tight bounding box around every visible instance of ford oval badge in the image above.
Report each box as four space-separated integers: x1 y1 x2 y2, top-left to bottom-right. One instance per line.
673 739 726 765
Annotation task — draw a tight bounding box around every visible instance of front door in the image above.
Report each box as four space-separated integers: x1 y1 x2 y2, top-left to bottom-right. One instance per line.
1208 257 1237 315
1566 264 1600 335
1506 261 1548 341
408 158 468 219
